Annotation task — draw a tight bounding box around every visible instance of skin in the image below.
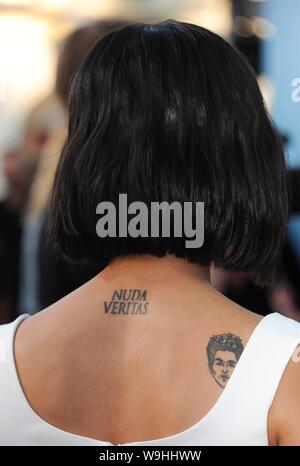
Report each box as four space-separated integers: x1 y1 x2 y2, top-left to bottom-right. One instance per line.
13 254 300 445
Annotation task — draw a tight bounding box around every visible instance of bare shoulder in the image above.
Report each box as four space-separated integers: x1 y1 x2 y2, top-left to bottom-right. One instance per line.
14 301 77 380
14 303 82 417
15 281 92 353
268 342 300 446
15 307 66 351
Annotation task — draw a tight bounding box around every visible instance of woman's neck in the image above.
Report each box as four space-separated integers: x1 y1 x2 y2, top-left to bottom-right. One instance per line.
97 254 211 286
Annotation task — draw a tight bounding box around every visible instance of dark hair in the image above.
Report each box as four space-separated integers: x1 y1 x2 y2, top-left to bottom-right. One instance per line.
49 20 288 286
207 333 244 370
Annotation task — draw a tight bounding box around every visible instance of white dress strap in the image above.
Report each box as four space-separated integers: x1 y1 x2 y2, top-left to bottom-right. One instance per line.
214 312 300 444
0 315 29 392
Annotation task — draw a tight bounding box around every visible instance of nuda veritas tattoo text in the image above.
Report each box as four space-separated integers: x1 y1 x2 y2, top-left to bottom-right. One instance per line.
104 289 149 315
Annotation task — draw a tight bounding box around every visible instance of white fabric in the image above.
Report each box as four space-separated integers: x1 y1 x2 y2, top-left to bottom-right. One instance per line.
0 312 300 446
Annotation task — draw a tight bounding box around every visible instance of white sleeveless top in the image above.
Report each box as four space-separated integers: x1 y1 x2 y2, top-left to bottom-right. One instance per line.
0 312 300 446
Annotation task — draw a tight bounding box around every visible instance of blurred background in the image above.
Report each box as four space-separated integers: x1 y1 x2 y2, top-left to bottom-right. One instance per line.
0 0 299 324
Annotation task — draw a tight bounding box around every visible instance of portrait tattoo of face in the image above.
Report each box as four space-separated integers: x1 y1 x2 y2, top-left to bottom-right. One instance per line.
206 333 244 388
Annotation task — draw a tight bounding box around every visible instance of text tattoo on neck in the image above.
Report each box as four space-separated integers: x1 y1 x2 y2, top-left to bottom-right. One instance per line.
104 289 149 315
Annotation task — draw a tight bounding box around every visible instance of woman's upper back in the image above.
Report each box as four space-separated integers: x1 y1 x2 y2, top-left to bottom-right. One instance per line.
1 256 300 446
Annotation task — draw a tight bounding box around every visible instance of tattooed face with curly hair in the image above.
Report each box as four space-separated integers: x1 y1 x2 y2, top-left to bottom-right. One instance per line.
207 333 244 388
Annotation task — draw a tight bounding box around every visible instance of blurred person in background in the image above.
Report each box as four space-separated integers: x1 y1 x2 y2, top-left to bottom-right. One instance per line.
0 89 63 323
268 281 300 322
17 20 128 318
16 94 65 320
0 147 34 323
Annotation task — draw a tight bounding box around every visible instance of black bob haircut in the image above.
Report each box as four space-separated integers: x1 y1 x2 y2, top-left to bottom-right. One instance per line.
49 20 288 287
